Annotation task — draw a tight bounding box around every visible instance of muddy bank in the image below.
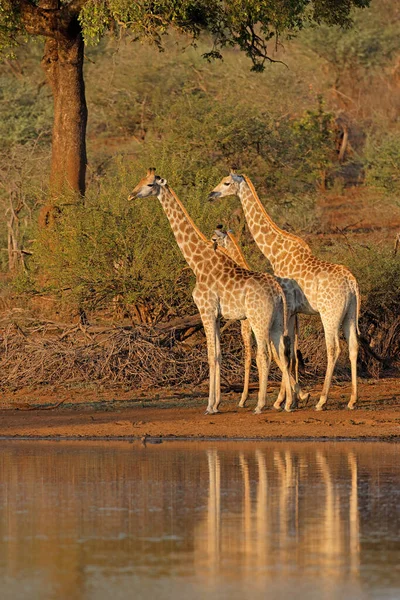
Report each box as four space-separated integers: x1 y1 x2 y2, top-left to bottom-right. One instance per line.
0 378 398 440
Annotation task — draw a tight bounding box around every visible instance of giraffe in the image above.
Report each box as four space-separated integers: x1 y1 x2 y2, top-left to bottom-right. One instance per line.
209 172 361 410
211 225 310 409
128 169 294 414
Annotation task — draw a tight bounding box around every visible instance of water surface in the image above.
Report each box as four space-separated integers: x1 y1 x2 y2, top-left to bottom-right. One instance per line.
0 440 399 599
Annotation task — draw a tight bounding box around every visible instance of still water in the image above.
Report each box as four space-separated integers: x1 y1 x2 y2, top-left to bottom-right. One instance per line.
0 440 399 600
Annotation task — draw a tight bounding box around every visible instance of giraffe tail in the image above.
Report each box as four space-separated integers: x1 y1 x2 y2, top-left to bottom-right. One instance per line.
283 334 291 368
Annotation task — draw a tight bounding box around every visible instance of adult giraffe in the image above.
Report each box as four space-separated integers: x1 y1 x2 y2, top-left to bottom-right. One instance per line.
129 169 294 414
211 225 309 409
209 172 360 410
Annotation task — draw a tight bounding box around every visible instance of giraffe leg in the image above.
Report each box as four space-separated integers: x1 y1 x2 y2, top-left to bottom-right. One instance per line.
288 315 299 409
193 287 221 415
293 316 299 384
270 325 294 412
343 308 358 410
287 314 309 408
252 333 271 414
239 319 252 408
273 374 286 411
269 340 296 410
272 315 307 411
315 327 341 411
201 315 220 415
213 319 222 412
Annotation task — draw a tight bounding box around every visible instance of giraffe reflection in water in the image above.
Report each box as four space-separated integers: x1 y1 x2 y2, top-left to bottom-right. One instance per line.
197 446 361 584
0 442 398 599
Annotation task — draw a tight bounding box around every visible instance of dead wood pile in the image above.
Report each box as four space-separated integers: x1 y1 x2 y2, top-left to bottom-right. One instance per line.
0 313 397 392
0 317 250 391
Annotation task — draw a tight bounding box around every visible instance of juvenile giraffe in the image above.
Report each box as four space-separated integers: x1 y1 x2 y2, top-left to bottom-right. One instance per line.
129 169 294 414
209 172 361 410
211 225 309 409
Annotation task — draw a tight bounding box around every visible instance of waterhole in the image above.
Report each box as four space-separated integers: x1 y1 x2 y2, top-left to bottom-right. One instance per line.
0 440 399 599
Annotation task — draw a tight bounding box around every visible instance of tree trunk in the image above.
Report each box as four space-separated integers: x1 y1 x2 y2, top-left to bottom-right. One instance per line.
19 1 88 227
39 20 87 224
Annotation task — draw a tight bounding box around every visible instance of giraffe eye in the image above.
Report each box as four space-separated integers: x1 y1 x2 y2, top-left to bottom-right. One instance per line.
224 182 230 186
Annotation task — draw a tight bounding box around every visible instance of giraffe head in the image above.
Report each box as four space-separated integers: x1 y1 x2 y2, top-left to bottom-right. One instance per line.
128 168 167 200
208 169 244 201
211 224 229 249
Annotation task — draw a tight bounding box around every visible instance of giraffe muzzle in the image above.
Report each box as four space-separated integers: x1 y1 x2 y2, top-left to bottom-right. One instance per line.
128 191 141 201
208 191 221 202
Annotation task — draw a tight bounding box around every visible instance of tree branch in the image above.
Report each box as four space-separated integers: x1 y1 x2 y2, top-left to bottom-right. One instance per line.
19 1 59 37
18 0 88 38
65 0 88 15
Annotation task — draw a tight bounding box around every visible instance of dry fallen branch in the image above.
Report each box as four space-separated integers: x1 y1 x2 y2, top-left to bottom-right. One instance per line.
0 313 397 395
0 319 210 392
17 398 68 411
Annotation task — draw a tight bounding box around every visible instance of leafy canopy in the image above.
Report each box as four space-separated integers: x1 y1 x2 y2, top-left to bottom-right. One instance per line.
1 1 370 69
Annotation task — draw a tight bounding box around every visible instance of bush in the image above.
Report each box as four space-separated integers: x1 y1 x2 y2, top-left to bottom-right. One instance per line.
30 153 229 321
1 23 399 384
321 240 400 373
364 133 400 195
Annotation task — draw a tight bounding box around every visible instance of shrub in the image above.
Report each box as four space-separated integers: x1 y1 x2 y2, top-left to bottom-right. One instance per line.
364 133 400 196
322 240 400 373
30 153 229 320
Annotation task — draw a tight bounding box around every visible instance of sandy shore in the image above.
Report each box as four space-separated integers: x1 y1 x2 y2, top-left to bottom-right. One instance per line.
0 378 399 440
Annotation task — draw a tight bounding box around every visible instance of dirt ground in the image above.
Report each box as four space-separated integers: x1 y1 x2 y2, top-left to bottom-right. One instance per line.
0 377 398 440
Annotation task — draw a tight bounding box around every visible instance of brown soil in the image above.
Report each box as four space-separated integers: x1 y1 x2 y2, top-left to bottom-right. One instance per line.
317 189 400 234
0 378 399 441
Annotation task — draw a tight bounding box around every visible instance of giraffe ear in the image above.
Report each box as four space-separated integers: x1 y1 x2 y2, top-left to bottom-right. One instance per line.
231 173 244 183
157 177 167 185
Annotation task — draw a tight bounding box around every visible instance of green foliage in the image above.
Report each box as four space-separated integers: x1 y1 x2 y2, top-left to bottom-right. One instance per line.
1 1 370 70
0 76 52 148
301 1 399 74
30 153 228 318
27 89 331 316
143 86 337 194
79 0 110 44
326 240 400 369
1 3 399 328
289 96 335 186
80 0 209 46
85 36 340 195
364 133 400 196
0 1 20 55
328 241 400 313
356 250 400 318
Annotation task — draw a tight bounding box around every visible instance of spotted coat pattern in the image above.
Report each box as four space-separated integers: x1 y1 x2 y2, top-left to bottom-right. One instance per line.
209 174 361 410
129 170 294 414
212 226 310 408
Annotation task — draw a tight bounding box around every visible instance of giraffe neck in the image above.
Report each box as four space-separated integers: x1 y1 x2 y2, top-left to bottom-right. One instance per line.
238 177 311 276
158 186 212 275
225 233 250 270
